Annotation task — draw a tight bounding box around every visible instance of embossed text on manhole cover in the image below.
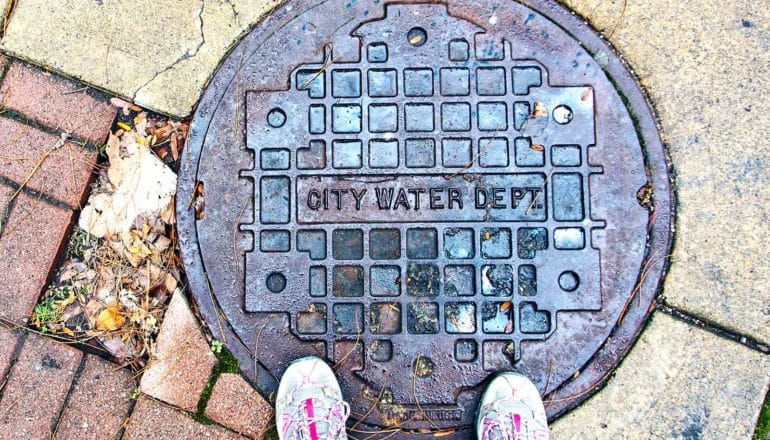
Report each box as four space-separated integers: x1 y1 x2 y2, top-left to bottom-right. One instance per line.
177 1 673 435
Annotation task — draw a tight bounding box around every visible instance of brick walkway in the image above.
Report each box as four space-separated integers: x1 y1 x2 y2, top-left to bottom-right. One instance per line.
0 55 271 439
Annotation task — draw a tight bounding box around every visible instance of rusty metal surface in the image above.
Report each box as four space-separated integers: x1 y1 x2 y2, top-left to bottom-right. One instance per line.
177 0 673 436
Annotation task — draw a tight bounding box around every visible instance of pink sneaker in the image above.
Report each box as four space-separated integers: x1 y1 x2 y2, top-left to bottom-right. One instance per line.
275 356 350 440
476 372 549 440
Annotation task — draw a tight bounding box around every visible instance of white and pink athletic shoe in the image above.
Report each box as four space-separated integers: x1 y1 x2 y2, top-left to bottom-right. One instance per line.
476 372 550 440
275 356 350 440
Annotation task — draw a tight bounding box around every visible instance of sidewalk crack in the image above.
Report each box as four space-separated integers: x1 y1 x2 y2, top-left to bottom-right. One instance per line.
132 0 207 99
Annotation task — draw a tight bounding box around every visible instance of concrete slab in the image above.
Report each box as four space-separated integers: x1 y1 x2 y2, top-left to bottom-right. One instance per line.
563 0 770 342
550 313 769 439
0 0 9 35
0 0 279 117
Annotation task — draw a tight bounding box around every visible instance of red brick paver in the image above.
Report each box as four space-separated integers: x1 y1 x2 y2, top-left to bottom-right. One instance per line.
0 117 96 208
124 396 246 440
0 189 74 324
0 61 115 143
205 373 273 439
0 333 82 438
55 355 136 440
0 183 13 230
0 326 21 381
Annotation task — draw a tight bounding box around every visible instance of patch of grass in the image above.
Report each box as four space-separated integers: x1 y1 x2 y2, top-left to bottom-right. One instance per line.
754 389 770 440
32 285 80 332
192 343 242 425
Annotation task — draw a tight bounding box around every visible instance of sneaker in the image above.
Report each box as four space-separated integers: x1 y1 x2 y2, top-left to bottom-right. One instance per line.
276 356 350 440
476 372 549 440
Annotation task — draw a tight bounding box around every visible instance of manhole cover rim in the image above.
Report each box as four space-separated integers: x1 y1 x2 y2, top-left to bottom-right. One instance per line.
176 0 674 430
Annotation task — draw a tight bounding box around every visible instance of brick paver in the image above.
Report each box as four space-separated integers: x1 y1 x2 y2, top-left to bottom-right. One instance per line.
0 182 12 231
140 291 218 413
0 61 115 143
55 355 136 440
0 333 82 438
124 396 246 440
0 190 73 324
0 117 96 208
0 325 21 381
205 373 273 439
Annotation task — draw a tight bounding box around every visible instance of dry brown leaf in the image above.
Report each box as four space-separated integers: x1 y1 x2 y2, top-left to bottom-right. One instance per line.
531 101 548 119
96 304 126 331
164 273 178 293
170 134 179 161
581 87 592 101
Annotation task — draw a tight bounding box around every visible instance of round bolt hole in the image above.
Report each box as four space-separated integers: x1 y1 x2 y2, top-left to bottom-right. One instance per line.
407 27 427 47
267 108 286 128
266 272 287 293
553 105 573 124
558 271 580 292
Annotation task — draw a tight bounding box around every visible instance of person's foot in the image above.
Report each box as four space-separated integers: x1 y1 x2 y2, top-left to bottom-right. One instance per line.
476 372 549 440
275 356 350 440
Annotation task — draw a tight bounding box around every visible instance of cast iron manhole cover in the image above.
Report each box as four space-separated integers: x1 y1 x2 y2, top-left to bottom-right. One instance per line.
178 0 673 436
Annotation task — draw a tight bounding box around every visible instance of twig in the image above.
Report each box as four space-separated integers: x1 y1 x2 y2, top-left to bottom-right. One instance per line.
350 376 389 431
412 354 438 428
607 0 628 40
333 326 361 370
525 167 555 214
253 315 275 385
7 132 70 207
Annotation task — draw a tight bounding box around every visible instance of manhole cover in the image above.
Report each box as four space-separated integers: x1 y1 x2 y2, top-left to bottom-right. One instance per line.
178 0 672 435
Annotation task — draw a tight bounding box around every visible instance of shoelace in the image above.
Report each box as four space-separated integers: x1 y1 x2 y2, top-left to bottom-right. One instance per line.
480 390 549 440
281 397 350 440
481 411 523 440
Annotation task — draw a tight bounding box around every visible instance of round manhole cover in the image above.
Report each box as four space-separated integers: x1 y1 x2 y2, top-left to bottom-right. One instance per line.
178 0 673 435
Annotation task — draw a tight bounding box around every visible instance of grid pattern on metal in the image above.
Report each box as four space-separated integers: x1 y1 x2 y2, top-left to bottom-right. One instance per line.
241 3 602 399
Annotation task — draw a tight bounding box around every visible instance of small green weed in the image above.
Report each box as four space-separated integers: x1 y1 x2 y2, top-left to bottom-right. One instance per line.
32 285 79 332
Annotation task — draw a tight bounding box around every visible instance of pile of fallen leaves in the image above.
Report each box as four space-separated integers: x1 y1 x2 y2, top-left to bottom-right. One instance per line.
32 104 189 367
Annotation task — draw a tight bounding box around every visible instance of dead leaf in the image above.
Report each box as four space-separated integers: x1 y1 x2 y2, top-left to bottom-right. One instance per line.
96 304 126 331
110 97 132 109
531 101 548 119
170 133 179 161
530 144 545 151
581 87 592 101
